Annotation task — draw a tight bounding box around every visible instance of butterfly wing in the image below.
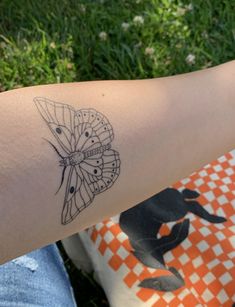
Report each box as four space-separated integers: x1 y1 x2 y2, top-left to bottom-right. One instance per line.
34 97 80 154
75 108 114 151
81 149 120 195
75 108 120 195
61 165 94 225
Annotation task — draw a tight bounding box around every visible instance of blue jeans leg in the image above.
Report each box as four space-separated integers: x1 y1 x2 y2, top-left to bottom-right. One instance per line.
0 244 77 307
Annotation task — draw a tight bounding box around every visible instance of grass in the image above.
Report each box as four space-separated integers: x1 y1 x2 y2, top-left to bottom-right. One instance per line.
0 0 234 91
0 0 234 306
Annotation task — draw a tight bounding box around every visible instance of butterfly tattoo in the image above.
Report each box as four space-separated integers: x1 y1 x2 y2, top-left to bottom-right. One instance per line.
34 97 120 225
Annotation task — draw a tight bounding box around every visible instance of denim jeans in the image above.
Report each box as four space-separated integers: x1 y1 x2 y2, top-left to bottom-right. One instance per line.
0 244 76 307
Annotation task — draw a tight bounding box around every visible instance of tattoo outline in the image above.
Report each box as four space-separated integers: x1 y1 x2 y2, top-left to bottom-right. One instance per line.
34 97 120 225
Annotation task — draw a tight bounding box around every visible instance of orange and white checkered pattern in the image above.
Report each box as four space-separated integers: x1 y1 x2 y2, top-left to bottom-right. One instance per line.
87 151 235 306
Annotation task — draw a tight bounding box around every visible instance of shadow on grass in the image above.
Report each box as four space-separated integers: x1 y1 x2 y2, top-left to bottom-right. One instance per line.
57 241 109 307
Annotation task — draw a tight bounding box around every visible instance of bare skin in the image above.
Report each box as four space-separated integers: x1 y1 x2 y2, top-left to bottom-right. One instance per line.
0 60 234 264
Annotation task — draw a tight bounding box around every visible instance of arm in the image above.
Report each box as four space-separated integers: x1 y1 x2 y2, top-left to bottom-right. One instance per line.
0 61 234 264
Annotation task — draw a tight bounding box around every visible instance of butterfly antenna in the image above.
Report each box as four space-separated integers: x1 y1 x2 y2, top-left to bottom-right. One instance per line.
42 138 64 158
55 165 66 195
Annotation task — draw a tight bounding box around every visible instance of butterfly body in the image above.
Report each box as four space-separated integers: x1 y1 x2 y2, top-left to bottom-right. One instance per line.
34 97 120 225
60 143 111 167
60 151 85 167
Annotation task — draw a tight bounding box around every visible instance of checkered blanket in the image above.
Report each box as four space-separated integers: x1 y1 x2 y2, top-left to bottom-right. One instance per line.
79 150 235 307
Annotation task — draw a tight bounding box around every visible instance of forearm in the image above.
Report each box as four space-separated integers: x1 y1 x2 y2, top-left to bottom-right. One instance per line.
0 61 234 263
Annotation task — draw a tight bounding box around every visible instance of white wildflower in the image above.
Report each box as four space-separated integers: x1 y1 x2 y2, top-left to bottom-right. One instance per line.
50 42 56 49
133 15 144 25
176 7 186 16
144 47 154 56
99 31 108 41
121 22 130 31
186 53 196 65
67 63 73 70
80 4 86 13
202 31 208 39
186 3 193 11
175 43 182 49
